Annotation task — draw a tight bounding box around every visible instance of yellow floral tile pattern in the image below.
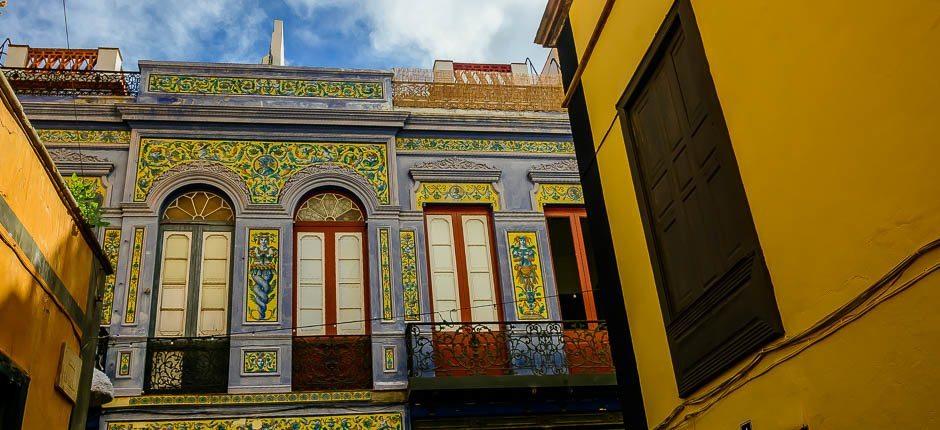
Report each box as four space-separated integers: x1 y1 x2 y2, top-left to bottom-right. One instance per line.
246 229 279 323
534 183 584 211
100 228 121 326
148 74 384 99
37 129 130 145
415 182 500 210
379 228 393 321
123 227 145 325
397 137 574 154
242 350 277 374
135 138 389 205
399 230 420 321
507 231 549 320
108 390 373 408
107 412 402 430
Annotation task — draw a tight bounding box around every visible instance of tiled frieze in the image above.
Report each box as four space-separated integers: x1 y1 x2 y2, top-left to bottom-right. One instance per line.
134 138 389 205
104 390 375 408
379 228 393 322
37 129 130 146
397 137 574 154
534 183 584 211
106 412 403 429
399 230 420 321
123 227 145 325
100 228 121 326
245 228 279 323
415 182 500 210
241 349 278 375
506 231 549 320
148 74 385 99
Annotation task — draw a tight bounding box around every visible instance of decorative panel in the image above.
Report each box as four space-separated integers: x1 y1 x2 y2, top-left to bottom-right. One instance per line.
397 137 574 154
100 228 121 326
506 232 549 320
123 227 145 325
107 413 403 430
116 350 132 378
245 229 279 323
383 345 396 373
534 183 584 211
242 349 278 375
399 230 420 321
104 390 374 408
37 129 130 145
379 228 393 321
415 182 500 210
148 74 384 99
135 138 389 205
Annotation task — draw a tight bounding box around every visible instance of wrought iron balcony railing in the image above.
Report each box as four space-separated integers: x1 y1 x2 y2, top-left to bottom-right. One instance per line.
292 335 373 391
406 321 614 382
1 67 140 96
144 337 229 394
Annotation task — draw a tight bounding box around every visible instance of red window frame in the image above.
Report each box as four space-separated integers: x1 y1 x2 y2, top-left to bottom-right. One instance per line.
544 206 598 321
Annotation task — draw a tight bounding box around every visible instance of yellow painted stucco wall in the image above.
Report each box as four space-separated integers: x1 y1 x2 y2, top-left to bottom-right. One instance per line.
0 78 99 429
567 0 940 428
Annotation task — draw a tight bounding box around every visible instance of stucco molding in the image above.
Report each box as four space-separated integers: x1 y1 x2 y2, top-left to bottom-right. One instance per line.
144 162 252 216
409 157 501 183
118 104 409 128
279 164 384 217
48 148 115 176
528 158 580 183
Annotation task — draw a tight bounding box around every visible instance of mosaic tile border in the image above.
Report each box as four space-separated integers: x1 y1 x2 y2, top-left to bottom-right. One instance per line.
122 227 145 325
399 230 420 321
506 231 549 320
37 129 131 145
397 137 574 154
148 74 385 100
100 228 121 326
415 182 500 210
245 228 279 324
379 228 393 322
106 412 403 430
534 183 584 211
104 390 375 408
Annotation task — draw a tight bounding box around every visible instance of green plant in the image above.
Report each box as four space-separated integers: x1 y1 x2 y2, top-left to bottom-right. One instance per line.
65 174 109 227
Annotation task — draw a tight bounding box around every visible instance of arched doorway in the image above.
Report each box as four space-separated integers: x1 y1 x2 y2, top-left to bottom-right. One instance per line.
291 190 372 390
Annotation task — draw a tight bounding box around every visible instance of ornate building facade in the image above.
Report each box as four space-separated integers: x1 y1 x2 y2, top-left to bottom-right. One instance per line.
4 47 622 428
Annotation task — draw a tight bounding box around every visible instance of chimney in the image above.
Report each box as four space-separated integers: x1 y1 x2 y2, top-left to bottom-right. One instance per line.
261 20 285 66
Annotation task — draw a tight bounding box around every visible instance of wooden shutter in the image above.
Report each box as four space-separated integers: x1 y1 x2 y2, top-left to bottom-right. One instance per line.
296 232 326 336
460 215 498 322
155 231 192 337
620 2 783 396
427 214 462 323
196 231 231 336
335 232 365 335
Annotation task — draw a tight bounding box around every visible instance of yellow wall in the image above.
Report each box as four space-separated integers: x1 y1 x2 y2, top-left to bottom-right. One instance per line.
567 0 940 428
0 82 97 429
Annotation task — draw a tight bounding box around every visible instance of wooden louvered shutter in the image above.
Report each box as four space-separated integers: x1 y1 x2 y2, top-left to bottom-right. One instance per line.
621 2 783 396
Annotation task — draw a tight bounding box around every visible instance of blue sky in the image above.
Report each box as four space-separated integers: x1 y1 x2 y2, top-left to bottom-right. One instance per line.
1 0 551 71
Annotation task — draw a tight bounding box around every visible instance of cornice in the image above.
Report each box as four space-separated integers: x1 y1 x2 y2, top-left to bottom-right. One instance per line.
535 0 573 47
118 104 409 128
20 102 123 122
139 60 394 78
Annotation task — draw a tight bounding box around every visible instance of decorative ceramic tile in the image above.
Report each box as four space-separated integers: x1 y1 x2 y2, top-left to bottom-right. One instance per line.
64 175 106 204
242 349 278 375
415 182 500 210
507 231 549 320
399 230 420 321
100 228 121 326
379 228 393 322
37 129 130 145
397 137 574 154
148 74 384 99
383 346 396 373
534 183 584 211
123 227 145 325
105 390 374 408
134 138 389 205
107 412 403 430
116 350 131 378
245 229 279 323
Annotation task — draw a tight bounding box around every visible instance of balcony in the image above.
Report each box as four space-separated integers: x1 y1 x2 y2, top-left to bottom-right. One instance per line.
405 321 616 390
1 67 140 96
144 337 229 394
292 335 373 391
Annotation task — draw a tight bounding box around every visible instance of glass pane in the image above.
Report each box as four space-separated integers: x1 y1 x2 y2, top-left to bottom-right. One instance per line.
295 192 364 222
547 217 587 321
162 191 234 222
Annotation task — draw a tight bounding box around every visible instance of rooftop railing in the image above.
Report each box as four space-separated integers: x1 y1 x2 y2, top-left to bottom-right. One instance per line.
1 67 140 96
392 67 565 112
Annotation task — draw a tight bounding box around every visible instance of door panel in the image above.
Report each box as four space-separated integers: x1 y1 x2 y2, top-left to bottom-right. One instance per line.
461 215 498 322
197 231 231 336
156 232 192 337
426 215 461 322
335 232 364 335
296 232 325 336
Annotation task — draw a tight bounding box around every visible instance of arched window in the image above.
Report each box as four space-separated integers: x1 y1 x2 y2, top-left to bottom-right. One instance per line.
293 191 368 336
153 190 235 338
